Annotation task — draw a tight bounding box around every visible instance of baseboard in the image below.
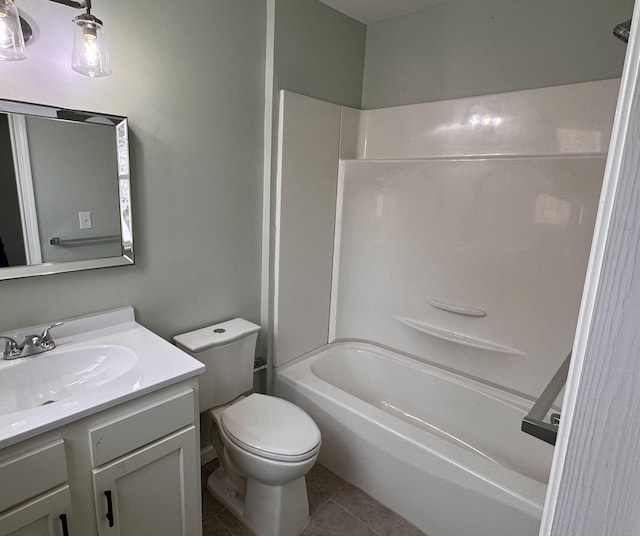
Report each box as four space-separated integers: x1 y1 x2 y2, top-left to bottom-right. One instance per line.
201 445 218 466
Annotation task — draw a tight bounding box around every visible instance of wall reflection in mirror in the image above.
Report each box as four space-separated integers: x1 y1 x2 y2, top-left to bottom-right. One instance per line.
0 100 132 280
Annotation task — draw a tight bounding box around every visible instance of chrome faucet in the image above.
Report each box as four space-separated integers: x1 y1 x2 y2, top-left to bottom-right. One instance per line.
1 322 64 360
0 336 21 359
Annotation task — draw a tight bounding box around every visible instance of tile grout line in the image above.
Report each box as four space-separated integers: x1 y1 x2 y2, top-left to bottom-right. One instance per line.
308 477 349 519
328 494 428 536
327 483 429 536
329 498 384 536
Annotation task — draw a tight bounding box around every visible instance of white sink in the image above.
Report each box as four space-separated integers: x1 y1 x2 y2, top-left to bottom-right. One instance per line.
0 345 139 416
0 307 204 449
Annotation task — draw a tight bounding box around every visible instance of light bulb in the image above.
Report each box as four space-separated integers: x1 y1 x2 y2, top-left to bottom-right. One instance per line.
0 17 14 49
0 0 25 60
82 36 99 66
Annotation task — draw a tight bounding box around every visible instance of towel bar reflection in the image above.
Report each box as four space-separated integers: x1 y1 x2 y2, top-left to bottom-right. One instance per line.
521 351 571 445
49 235 121 247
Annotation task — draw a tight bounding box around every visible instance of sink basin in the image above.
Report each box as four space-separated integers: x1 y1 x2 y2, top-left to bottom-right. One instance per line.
0 345 139 416
0 306 204 449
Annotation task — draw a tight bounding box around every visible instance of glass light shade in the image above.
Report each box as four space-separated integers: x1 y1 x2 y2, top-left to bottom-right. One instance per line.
72 14 110 78
0 0 26 61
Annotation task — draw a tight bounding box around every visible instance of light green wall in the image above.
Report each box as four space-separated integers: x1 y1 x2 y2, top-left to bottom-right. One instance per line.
0 0 266 339
273 0 366 108
362 0 634 108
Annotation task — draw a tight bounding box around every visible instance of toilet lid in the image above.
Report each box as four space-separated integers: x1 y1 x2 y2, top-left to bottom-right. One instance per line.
220 393 321 460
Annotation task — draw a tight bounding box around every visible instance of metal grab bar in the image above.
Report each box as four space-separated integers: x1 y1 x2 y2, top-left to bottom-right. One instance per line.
521 351 571 445
49 235 120 247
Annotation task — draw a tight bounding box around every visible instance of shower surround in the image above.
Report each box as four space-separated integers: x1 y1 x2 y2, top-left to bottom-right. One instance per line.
271 80 619 536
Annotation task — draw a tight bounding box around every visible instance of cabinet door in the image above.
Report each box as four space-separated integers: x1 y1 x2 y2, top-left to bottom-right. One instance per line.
0 486 71 536
92 426 201 536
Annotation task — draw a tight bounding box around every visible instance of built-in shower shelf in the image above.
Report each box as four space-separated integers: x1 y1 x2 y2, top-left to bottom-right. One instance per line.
394 316 524 355
428 298 487 317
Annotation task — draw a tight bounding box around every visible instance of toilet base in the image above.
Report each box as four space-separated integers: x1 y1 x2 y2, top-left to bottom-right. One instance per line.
207 467 310 536
207 467 245 517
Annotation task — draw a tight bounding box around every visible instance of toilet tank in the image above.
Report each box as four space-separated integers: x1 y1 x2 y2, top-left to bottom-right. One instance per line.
174 318 260 411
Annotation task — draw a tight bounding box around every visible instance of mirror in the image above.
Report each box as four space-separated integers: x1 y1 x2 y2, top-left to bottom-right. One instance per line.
0 99 132 281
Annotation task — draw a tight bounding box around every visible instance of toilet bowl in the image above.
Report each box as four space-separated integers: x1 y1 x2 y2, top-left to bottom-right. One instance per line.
208 394 320 536
173 320 321 536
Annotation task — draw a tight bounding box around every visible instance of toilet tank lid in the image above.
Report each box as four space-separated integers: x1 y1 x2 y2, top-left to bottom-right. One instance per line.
173 318 260 353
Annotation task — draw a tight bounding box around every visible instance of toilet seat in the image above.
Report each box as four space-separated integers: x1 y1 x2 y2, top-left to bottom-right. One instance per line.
220 393 321 462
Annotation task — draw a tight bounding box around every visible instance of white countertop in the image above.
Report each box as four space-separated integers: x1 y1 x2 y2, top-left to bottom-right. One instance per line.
0 307 205 449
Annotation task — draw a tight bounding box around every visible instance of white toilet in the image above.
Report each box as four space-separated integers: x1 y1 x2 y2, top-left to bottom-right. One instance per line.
174 319 321 536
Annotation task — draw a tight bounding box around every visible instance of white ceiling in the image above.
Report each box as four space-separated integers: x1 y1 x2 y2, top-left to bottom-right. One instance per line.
317 0 446 24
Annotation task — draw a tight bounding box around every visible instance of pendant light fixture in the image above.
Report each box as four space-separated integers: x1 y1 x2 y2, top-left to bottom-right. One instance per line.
0 0 111 77
71 7 110 77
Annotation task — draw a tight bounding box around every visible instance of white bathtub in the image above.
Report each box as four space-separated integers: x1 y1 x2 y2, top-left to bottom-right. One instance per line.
276 341 554 536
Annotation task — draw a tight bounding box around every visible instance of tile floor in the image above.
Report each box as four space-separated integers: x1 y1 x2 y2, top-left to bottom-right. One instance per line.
201 461 428 536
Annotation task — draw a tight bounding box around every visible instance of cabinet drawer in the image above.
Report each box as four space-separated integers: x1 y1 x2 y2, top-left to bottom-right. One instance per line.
0 440 67 513
90 389 195 467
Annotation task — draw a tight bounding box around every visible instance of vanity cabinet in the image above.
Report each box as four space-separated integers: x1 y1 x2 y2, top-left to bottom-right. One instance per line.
0 380 202 536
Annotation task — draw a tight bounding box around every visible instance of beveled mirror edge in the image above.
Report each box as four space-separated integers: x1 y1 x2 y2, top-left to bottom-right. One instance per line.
0 99 134 282
0 256 134 281
116 117 134 266
0 98 126 126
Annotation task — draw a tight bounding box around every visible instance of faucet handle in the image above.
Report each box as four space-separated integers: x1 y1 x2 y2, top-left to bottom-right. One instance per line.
40 322 64 350
0 336 21 360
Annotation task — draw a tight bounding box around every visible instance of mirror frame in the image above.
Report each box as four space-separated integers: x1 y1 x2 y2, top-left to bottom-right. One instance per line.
0 99 133 281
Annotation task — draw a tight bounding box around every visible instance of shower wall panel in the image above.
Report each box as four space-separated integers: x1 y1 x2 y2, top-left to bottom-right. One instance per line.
331 80 619 398
357 79 619 160
273 91 341 367
332 157 604 398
